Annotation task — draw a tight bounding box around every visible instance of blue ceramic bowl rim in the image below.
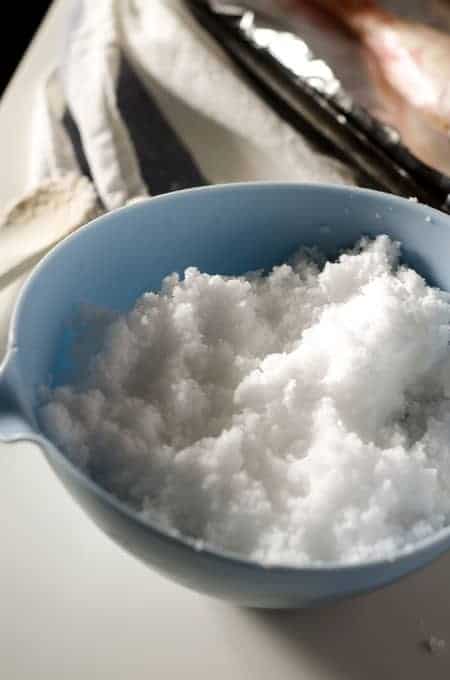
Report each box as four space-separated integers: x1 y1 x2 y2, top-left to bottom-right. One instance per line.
3 181 450 574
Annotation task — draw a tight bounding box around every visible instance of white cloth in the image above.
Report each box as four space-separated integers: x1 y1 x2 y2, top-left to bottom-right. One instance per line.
0 174 98 281
34 0 354 206
2 0 354 285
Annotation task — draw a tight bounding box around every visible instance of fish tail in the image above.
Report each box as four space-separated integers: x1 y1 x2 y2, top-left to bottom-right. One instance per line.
303 0 395 36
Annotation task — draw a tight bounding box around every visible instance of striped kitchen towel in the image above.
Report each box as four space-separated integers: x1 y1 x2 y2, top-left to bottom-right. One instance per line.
1 0 354 284
31 0 354 207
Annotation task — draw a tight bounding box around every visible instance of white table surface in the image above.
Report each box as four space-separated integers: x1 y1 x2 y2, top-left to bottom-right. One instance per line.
1 3 450 679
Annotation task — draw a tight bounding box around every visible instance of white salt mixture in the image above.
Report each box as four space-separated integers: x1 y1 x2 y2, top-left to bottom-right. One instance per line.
41 236 450 565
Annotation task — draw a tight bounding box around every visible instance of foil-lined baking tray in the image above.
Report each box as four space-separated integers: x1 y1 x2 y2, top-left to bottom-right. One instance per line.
186 0 450 212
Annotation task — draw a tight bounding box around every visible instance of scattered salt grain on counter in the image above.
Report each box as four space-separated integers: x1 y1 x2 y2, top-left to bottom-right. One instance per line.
419 618 447 655
422 635 446 655
41 236 450 566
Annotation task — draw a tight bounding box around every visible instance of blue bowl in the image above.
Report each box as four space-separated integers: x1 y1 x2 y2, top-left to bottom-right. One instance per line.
1 183 450 608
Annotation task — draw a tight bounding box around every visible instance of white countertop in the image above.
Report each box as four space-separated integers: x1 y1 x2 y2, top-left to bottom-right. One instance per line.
1 3 450 678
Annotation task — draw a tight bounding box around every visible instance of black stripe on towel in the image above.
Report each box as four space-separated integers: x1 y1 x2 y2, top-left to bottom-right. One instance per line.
117 54 208 194
63 106 95 184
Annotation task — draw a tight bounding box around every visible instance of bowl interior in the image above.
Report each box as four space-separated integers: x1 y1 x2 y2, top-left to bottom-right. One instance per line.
9 184 450 430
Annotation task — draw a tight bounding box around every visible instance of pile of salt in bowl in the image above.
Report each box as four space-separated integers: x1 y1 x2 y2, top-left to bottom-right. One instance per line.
42 236 450 565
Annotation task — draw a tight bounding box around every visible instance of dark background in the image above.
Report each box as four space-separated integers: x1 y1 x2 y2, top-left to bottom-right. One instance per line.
1 2 52 95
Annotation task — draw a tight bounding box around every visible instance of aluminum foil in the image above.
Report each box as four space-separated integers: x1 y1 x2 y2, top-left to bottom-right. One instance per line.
187 1 450 211
274 0 450 177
